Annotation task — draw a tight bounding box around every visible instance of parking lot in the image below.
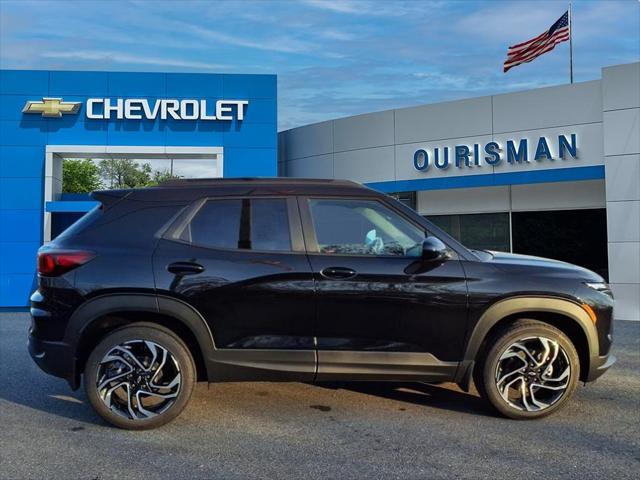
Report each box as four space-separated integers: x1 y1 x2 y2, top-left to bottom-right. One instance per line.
0 312 638 479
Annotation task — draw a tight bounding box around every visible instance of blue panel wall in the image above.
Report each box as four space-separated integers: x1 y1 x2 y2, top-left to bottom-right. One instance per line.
0 69 277 306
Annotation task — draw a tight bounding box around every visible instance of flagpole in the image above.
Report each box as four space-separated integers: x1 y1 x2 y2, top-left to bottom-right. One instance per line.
569 2 574 83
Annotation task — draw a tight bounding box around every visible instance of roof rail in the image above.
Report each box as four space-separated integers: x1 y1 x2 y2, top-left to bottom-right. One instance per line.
158 177 360 187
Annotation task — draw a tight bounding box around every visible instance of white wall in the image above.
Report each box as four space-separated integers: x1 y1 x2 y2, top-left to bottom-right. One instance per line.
602 63 640 321
279 80 606 185
417 185 510 216
416 180 605 216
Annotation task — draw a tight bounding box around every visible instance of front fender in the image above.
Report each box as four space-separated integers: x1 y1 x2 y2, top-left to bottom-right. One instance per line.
455 296 598 388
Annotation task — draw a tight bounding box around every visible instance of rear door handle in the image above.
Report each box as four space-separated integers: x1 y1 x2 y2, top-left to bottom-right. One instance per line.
167 261 205 275
320 267 357 280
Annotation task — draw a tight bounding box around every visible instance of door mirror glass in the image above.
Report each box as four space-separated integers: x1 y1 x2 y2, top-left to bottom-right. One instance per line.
422 236 450 263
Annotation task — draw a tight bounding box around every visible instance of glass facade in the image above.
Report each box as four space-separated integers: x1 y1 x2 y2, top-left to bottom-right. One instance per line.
389 191 417 210
512 209 609 280
427 212 511 252
426 209 608 280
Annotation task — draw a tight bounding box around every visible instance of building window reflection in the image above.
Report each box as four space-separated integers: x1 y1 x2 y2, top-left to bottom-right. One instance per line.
426 213 511 252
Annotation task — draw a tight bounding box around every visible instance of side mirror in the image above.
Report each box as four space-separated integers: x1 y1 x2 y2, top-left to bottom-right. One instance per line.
422 237 451 263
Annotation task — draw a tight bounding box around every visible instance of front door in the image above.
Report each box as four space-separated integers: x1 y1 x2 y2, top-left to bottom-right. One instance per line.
299 196 468 381
153 196 316 381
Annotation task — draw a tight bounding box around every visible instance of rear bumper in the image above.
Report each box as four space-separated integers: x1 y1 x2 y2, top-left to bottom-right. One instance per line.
586 353 616 382
28 329 79 390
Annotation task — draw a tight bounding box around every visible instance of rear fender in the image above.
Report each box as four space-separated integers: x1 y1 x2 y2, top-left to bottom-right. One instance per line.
65 293 216 381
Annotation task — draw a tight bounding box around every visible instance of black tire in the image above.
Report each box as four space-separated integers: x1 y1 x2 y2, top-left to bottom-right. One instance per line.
84 323 196 430
474 319 580 419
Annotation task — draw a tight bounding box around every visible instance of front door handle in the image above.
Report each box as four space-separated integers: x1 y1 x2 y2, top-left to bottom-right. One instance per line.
320 266 357 280
167 261 205 275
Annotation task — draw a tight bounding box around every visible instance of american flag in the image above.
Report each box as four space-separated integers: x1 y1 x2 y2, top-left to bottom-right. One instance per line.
504 11 570 73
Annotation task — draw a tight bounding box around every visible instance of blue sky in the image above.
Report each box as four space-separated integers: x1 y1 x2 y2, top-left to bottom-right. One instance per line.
1 0 638 130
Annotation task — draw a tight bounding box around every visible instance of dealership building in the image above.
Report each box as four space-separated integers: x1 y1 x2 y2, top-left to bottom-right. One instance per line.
0 70 277 307
279 62 640 322
0 62 638 321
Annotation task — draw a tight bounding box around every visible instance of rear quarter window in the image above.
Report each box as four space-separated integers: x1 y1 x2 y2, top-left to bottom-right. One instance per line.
54 204 103 241
61 203 186 248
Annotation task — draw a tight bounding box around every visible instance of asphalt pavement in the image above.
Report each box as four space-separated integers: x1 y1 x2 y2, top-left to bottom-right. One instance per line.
0 312 638 479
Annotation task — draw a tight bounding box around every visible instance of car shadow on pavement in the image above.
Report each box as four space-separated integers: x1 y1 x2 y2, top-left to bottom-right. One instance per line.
0 372 106 427
315 381 495 417
2 387 106 427
0 318 106 427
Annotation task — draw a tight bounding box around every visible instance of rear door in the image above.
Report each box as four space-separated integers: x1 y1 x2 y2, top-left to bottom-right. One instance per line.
153 195 316 381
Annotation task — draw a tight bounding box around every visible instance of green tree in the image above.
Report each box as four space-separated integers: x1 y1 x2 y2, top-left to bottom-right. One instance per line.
149 169 181 186
98 159 153 189
62 159 102 193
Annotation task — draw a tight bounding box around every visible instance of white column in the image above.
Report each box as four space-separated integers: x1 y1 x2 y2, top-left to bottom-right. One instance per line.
43 151 63 243
602 63 640 321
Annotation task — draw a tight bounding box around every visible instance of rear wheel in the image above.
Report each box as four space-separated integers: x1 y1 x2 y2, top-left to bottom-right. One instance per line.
474 320 580 419
84 323 196 429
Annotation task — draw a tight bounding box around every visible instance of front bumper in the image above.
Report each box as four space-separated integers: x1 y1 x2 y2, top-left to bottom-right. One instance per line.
586 353 616 382
28 328 79 390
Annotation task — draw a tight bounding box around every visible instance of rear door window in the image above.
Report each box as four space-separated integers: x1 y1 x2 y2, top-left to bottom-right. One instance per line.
177 198 292 252
185 199 241 249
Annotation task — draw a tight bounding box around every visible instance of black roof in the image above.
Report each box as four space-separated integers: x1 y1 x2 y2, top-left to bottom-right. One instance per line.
92 177 379 204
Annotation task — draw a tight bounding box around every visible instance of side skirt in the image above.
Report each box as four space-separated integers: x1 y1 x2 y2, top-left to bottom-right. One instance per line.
205 349 459 383
206 349 316 382
316 351 459 382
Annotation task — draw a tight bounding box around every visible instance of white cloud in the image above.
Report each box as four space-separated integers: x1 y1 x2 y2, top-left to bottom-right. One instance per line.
319 29 357 41
171 21 317 54
302 0 441 16
41 50 226 70
456 0 639 47
411 71 473 90
302 0 364 14
456 3 562 44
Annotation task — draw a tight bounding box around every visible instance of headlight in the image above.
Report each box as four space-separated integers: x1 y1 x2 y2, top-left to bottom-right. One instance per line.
584 282 613 297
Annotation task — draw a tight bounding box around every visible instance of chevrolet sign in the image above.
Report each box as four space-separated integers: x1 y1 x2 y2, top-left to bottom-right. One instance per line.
86 98 248 121
22 97 249 121
22 98 82 118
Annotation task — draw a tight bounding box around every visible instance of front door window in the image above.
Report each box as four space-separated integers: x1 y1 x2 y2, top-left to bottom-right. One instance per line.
308 198 424 257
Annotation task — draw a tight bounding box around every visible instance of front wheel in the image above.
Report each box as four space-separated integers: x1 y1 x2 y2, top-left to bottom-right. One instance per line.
84 323 196 429
475 320 580 419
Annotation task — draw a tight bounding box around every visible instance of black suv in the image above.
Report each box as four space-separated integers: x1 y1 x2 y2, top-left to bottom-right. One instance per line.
29 178 615 429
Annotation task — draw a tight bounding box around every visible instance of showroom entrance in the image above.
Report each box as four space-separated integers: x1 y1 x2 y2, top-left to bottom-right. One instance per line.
45 145 223 241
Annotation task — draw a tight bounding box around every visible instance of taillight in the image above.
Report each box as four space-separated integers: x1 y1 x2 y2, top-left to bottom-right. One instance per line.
37 250 96 277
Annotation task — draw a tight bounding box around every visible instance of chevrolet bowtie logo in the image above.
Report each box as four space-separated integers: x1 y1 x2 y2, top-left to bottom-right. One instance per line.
22 98 82 118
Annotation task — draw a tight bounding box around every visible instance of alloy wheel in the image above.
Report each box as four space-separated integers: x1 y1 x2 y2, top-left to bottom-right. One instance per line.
96 340 182 420
494 336 571 412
